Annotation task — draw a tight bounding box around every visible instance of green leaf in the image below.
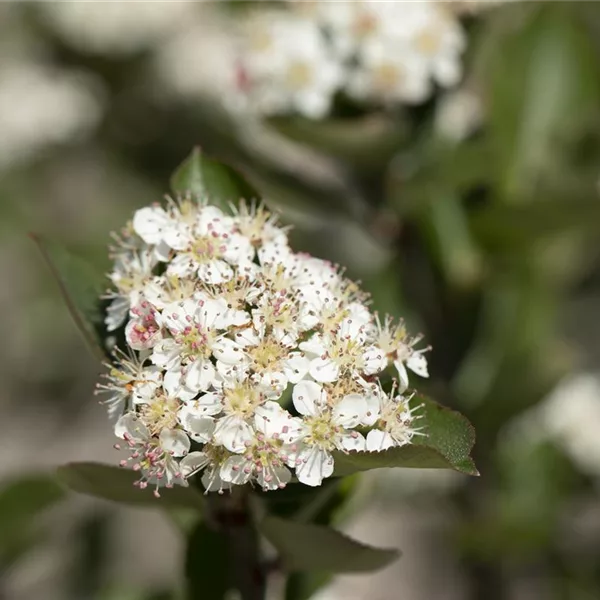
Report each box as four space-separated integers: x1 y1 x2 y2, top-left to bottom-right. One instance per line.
478 4 600 200
171 147 258 210
185 522 231 600
0 474 65 556
269 114 407 170
30 234 106 362
260 516 399 573
471 197 600 251
57 462 204 511
333 396 478 477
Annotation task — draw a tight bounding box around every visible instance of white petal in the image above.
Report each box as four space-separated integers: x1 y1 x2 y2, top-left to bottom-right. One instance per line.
394 359 410 392
362 345 387 375
294 446 334 487
338 432 366 452
179 451 210 478
151 338 181 370
163 367 197 402
366 429 395 452
407 352 429 378
189 393 223 415
332 394 368 429
184 359 216 393
299 335 326 357
232 327 261 348
179 414 215 443
292 380 324 417
361 391 381 427
283 353 310 384
105 296 129 331
159 429 190 457
212 338 245 365
309 357 340 383
115 413 148 443
153 240 171 262
202 468 230 493
162 299 197 334
252 371 287 399
197 260 234 284
257 465 291 491
196 298 228 330
133 206 170 245
254 402 300 441
214 416 254 453
167 253 195 278
220 455 252 485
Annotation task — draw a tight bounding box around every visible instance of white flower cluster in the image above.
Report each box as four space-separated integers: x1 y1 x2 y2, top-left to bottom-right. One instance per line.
234 1 466 119
97 197 429 495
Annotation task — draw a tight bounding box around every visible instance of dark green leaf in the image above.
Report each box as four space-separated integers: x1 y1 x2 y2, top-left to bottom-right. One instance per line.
477 4 600 199
261 516 398 573
31 234 106 362
0 474 65 550
269 115 407 170
471 197 600 250
171 147 258 210
333 396 478 477
57 462 204 510
185 522 231 600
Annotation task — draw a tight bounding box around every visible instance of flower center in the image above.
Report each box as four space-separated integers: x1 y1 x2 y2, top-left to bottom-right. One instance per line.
223 384 263 419
248 338 287 371
140 395 180 435
189 236 223 264
176 325 216 360
286 61 312 89
373 63 404 92
415 30 441 55
304 413 339 451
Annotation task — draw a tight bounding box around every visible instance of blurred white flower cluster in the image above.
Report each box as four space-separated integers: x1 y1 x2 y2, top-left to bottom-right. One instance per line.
40 2 196 56
0 64 101 169
98 197 429 494
508 374 600 481
235 0 466 118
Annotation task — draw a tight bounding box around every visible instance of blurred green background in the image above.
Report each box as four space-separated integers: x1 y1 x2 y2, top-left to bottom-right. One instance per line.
3 2 600 599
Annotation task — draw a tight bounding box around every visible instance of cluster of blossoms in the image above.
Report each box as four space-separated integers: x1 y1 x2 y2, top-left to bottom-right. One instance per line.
97 196 429 495
234 0 466 119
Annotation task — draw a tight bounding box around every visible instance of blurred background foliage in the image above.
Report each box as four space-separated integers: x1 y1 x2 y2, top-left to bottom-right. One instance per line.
3 1 600 599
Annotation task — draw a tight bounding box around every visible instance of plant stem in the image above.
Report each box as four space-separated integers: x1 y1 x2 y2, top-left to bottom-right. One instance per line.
208 489 266 600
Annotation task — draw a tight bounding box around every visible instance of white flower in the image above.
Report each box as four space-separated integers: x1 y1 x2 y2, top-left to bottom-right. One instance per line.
165 205 253 284
178 398 219 444
105 249 157 331
180 448 232 494
214 325 309 398
372 315 430 390
210 376 266 452
237 12 345 119
115 413 190 496
151 296 226 393
125 298 163 350
301 313 386 384
365 392 424 452
347 38 432 105
96 353 162 419
220 401 304 490
290 381 368 486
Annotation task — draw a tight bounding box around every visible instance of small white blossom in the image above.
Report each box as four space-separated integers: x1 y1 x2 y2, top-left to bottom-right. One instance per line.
290 381 368 486
236 12 345 119
366 391 425 451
